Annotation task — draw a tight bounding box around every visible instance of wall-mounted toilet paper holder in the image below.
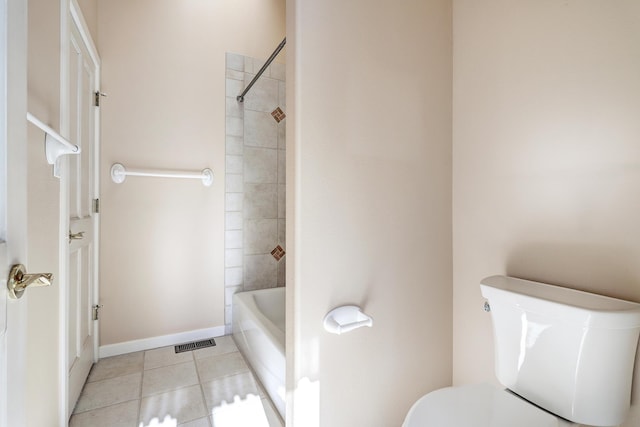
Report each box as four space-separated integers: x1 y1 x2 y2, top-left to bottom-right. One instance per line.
323 305 373 335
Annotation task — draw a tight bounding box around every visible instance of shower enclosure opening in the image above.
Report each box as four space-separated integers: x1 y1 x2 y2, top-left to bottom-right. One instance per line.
223 49 286 334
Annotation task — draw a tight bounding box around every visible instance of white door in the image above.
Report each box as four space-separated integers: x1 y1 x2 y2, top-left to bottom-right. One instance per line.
66 9 100 415
0 0 28 426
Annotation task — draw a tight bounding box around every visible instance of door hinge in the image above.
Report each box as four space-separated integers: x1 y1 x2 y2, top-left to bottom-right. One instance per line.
92 304 104 321
94 91 107 107
93 198 100 213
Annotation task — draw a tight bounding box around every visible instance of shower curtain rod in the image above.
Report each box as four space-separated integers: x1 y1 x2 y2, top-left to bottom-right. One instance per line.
237 37 286 103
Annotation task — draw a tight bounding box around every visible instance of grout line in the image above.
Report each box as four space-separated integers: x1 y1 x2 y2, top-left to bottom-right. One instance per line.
137 351 145 425
193 347 214 427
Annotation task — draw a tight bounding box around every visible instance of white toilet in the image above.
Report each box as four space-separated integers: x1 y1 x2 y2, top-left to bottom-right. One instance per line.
404 275 640 427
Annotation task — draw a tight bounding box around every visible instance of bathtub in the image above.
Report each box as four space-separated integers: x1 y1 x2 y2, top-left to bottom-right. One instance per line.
232 287 285 419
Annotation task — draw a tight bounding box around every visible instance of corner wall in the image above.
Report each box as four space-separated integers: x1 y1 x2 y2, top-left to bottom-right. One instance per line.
288 0 453 425
452 2 640 426
97 0 285 348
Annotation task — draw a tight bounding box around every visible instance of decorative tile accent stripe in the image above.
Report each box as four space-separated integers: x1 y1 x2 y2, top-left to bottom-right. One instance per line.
271 245 286 261
271 107 286 123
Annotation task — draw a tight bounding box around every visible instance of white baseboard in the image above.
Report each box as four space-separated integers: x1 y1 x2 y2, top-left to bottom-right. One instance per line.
99 325 226 358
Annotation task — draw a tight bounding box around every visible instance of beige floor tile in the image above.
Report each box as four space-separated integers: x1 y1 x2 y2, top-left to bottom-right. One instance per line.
88 351 144 383
178 416 212 427
144 345 194 370
193 336 238 360
139 384 207 425
202 371 260 410
69 400 139 427
74 372 141 413
196 352 249 383
142 361 199 397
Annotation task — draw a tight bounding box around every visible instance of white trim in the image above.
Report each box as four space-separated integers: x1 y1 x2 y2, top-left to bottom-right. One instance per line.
99 326 227 358
58 0 71 422
70 0 100 68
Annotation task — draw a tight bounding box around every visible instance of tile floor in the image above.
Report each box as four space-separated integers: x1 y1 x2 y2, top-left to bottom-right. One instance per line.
69 335 284 427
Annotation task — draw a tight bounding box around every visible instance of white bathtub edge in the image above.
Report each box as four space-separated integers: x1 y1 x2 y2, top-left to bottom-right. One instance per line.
98 325 226 358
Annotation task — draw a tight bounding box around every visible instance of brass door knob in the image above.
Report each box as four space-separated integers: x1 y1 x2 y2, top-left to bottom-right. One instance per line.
7 264 53 299
69 231 85 241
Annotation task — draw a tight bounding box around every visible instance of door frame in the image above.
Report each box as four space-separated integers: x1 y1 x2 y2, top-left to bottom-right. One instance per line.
59 0 101 422
1 0 28 426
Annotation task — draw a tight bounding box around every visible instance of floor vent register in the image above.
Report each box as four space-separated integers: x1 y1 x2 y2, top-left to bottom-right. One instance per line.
174 338 217 353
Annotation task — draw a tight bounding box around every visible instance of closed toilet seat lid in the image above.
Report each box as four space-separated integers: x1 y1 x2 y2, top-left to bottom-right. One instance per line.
403 384 573 427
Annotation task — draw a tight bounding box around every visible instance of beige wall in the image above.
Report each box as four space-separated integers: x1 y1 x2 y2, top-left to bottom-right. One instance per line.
287 0 453 425
452 1 640 426
97 0 285 346
26 1 61 425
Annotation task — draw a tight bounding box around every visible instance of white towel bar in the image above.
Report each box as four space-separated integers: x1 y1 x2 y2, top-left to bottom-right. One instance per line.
110 163 214 187
27 112 81 177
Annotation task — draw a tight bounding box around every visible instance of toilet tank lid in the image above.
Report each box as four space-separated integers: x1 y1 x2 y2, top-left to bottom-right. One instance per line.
481 275 640 328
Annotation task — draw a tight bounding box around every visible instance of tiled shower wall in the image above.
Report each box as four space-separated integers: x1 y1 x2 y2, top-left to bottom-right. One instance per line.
224 53 286 333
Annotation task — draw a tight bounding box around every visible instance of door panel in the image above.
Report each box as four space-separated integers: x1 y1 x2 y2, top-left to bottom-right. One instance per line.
67 19 97 414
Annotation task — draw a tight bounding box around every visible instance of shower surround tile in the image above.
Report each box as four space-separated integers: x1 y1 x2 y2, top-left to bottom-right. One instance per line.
226 155 243 174
225 249 243 268
245 110 278 148
225 116 243 137
271 62 285 81
244 219 278 254
225 78 244 98
226 52 244 71
225 267 243 286
225 193 243 212
244 147 277 184
225 52 286 332
244 183 277 219
225 97 243 118
225 174 243 193
277 185 286 219
225 230 243 249
225 212 243 230
278 150 286 184
278 81 286 110
278 219 286 248
226 135 244 156
278 122 286 149
277 259 286 287
226 68 245 81
243 76 279 112
244 254 278 291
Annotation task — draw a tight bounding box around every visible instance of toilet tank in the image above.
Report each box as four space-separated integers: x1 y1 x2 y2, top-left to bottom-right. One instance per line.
480 275 640 427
